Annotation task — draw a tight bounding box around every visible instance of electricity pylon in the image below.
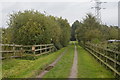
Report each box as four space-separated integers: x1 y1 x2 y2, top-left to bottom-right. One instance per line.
91 0 107 24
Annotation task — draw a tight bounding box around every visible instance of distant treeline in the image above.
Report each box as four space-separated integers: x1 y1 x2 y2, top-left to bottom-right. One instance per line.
2 10 71 49
71 13 119 44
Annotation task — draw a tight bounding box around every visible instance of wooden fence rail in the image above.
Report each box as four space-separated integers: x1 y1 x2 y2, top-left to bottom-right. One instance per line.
84 43 120 78
0 44 55 59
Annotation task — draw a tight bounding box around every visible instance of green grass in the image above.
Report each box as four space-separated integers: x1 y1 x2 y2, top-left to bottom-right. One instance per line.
2 47 66 78
2 42 114 78
77 45 114 78
69 41 78 44
43 45 74 78
0 62 2 80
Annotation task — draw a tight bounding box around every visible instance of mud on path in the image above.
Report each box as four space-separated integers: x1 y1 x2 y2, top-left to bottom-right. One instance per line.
36 49 67 78
69 44 78 78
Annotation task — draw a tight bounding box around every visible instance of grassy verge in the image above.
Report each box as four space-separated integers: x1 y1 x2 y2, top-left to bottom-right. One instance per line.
69 41 78 44
77 45 114 78
2 47 66 78
43 45 74 78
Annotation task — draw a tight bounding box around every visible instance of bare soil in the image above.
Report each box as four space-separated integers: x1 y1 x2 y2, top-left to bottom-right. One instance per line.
69 44 78 78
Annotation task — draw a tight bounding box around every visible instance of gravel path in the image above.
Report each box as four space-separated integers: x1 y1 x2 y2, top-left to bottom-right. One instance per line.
69 44 78 78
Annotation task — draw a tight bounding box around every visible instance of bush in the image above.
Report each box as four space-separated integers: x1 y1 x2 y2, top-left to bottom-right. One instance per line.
4 10 71 49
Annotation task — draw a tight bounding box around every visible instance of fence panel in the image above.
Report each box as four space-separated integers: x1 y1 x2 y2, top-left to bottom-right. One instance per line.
84 43 120 78
0 43 55 59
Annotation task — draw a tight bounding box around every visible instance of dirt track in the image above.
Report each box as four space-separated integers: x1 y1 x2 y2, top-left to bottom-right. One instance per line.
36 49 67 78
69 44 78 78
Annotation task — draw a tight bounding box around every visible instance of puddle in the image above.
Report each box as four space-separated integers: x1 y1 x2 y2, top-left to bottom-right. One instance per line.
45 66 54 71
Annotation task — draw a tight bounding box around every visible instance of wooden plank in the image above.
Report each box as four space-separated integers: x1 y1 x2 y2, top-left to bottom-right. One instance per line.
0 51 14 53
34 44 53 47
89 47 120 66
35 47 53 52
23 45 32 47
35 48 47 51
86 43 120 54
0 50 24 53
85 47 120 76
0 44 22 47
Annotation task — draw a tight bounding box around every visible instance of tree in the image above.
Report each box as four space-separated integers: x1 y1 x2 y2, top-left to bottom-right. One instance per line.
2 27 13 44
71 20 80 41
6 10 70 49
57 17 71 47
73 13 119 44
109 26 118 39
8 10 52 45
75 13 101 43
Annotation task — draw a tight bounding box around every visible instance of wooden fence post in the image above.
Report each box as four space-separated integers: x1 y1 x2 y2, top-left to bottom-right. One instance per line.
50 45 52 52
114 53 117 76
20 46 23 57
13 44 15 56
105 50 108 69
45 44 47 54
39 46 41 53
32 46 35 54
52 45 54 52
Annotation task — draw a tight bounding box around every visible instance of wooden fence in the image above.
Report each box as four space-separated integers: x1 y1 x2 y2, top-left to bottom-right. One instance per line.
84 43 120 78
0 44 55 59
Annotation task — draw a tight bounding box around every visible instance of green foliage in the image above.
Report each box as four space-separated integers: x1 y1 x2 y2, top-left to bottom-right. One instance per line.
71 20 80 41
57 17 71 47
2 28 13 44
73 13 119 44
109 26 118 39
3 10 71 49
100 25 119 40
91 38 100 44
76 13 101 43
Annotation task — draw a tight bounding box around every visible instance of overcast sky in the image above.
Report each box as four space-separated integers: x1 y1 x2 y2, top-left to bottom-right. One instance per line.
0 0 119 28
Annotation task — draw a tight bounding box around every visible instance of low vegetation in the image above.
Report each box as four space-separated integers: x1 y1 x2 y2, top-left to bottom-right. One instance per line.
2 47 66 78
43 44 74 78
77 45 114 78
2 10 71 49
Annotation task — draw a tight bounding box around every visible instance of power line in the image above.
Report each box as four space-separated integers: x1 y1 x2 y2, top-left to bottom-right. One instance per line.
91 0 107 24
